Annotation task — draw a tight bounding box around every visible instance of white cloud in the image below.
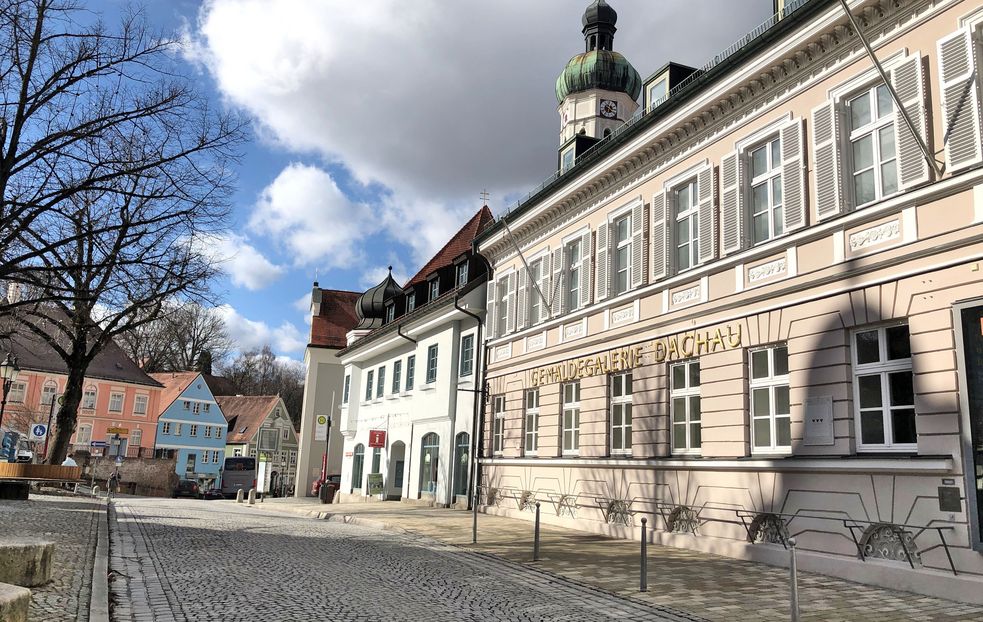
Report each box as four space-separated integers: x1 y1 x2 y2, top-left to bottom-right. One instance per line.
359 256 409 289
218 234 285 290
215 304 307 354
248 162 376 267
188 0 770 263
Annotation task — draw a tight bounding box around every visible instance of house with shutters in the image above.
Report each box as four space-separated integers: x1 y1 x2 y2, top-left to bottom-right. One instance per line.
150 372 229 489
218 395 298 495
473 0 983 602
333 206 491 507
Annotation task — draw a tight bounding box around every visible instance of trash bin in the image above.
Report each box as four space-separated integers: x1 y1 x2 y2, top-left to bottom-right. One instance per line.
319 480 339 504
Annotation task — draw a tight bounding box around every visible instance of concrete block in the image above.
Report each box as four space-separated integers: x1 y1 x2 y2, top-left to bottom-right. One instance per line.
0 582 30 622
0 483 28 501
0 539 54 587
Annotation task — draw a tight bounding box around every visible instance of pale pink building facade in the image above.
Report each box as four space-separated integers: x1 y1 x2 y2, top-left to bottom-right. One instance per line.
476 0 983 603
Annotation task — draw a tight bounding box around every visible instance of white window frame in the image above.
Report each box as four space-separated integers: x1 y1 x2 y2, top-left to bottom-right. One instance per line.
385 303 395 324
846 83 899 208
612 212 632 296
670 360 702 455
610 372 633 455
190 424 198 437
562 381 581 456
7 381 26 403
192 402 201 414
428 277 439 301
216 427 223 440
281 428 289 441
130 429 142 449
496 274 510 336
561 144 576 173
672 178 700 273
77 424 92 444
852 324 916 452
40 381 58 406
204 426 212 438
456 260 468 286
406 355 416 391
406 292 416 312
161 422 171 435
133 394 148 416
747 135 785 245
233 447 242 457
524 389 539 456
376 366 385 399
493 395 505 455
460 334 475 377
82 386 97 410
108 392 124 413
183 400 190 410
175 423 182 436
565 237 583 312
342 375 351 404
365 370 374 401
749 345 791 454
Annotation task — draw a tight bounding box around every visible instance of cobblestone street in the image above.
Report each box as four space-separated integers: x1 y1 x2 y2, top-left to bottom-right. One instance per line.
0 493 101 621
109 497 699 622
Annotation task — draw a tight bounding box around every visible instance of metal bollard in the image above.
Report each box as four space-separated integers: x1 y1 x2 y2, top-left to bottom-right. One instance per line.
248 488 256 505
640 517 648 592
93 485 100 497
236 489 244 504
472 490 478 544
788 537 800 622
533 502 541 561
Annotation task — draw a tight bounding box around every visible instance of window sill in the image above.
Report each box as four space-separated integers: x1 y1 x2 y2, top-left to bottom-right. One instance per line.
671 451 703 458
372 398 383 404
399 390 412 397
386 394 399 400
856 445 918 453
561 451 580 457
458 377 474 385
420 383 436 391
610 451 632 457
751 449 792 457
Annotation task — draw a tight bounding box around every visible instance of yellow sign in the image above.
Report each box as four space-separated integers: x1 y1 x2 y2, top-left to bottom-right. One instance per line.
653 324 743 362
106 427 129 435
531 346 643 387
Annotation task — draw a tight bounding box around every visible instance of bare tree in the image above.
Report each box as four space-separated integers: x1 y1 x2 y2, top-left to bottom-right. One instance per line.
1 0 247 462
220 345 304 429
116 302 233 373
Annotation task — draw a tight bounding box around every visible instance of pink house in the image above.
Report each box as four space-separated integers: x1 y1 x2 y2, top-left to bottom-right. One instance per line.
2 329 163 459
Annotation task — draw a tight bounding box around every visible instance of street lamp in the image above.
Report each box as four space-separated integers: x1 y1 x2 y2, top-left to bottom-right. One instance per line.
0 353 21 433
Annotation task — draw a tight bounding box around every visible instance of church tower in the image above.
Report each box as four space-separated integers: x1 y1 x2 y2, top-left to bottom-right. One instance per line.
555 1 641 173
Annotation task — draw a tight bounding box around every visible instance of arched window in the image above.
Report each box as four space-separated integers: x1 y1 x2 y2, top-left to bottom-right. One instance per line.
453 432 470 497
82 385 97 410
351 444 365 492
418 433 439 496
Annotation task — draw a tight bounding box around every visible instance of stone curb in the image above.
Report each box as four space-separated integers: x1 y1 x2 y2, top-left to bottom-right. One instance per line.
88 499 110 622
0 582 30 622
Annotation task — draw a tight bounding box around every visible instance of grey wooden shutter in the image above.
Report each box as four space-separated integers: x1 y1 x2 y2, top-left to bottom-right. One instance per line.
939 28 983 173
720 151 742 254
812 101 843 220
890 54 931 189
651 190 667 280
595 222 609 301
539 253 550 323
516 266 528 330
505 273 516 334
781 117 807 232
696 165 717 265
630 200 645 288
579 230 592 309
550 247 564 316
485 278 497 339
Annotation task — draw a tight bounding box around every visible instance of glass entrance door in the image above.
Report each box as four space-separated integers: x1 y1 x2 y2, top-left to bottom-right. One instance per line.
418 433 439 496
962 305 983 546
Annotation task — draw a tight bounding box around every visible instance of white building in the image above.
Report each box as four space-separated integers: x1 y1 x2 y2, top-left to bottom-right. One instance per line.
337 207 491 507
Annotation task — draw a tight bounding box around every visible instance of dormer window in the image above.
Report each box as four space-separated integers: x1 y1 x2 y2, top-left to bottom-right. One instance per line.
406 292 416 312
456 261 468 287
428 278 439 301
385 303 395 324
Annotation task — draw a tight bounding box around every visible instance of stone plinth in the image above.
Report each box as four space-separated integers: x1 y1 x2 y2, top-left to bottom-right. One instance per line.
0 582 30 622
0 539 55 587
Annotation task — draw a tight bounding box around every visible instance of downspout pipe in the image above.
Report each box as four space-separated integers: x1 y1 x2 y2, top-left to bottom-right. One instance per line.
454 282 486 513
397 323 417 345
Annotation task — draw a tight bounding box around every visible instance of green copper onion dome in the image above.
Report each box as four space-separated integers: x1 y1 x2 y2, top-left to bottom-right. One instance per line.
555 1 641 104
555 50 641 104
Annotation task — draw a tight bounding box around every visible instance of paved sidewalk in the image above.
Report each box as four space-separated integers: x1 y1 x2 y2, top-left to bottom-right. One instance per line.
243 498 983 622
0 492 103 621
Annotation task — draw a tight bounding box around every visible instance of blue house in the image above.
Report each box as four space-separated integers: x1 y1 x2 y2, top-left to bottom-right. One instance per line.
150 372 228 489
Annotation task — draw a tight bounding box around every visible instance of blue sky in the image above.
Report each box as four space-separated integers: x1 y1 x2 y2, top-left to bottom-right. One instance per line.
92 0 774 363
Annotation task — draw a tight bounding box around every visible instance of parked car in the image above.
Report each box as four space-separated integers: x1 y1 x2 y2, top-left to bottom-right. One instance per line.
14 442 33 463
172 479 201 499
202 488 224 500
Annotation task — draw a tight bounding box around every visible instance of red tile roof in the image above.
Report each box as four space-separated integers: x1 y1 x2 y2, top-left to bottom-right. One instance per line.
216 395 282 443
404 206 494 288
149 372 200 412
310 289 361 349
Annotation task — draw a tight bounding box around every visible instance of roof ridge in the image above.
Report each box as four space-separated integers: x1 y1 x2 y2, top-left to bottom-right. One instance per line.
404 205 492 288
